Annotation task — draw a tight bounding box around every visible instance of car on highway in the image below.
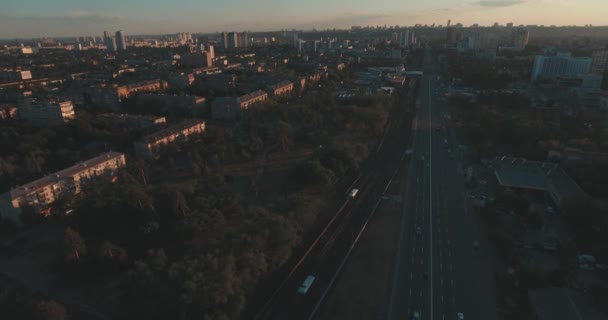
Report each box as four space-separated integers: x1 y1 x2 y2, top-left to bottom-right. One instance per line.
457 312 465 320
298 275 316 295
426 162 430 167
411 311 421 320
443 138 448 144
349 188 359 198
416 226 422 235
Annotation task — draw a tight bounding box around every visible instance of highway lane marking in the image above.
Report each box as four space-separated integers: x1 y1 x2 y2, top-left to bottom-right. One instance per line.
428 73 435 320
410 273 413 280
409 288 412 297
451 279 454 287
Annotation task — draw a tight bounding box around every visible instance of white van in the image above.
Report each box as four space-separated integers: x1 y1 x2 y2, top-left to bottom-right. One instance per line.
298 275 316 295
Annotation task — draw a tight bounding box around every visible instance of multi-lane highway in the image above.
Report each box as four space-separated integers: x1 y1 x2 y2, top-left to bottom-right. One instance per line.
387 49 497 320
253 70 417 320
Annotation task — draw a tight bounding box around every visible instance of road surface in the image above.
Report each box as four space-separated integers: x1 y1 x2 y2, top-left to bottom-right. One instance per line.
387 49 497 320
254 78 417 320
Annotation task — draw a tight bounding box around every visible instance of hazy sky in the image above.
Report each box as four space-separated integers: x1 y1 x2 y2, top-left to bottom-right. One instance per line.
1 0 606 38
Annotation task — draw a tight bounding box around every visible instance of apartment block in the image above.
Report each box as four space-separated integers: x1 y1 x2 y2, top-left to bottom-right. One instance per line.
136 94 206 115
18 98 75 125
134 120 206 159
97 113 167 129
8 152 126 211
116 79 167 99
212 90 268 120
0 69 32 83
0 104 18 120
267 81 294 96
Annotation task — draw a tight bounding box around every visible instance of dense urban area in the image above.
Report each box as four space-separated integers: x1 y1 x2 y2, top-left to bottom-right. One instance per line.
0 23 608 320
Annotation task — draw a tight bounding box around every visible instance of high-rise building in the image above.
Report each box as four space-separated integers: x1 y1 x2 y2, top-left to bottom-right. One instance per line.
590 50 608 75
208 45 215 59
115 30 126 51
239 32 249 48
511 28 529 51
103 31 117 52
446 27 456 45
222 32 229 49
227 32 238 49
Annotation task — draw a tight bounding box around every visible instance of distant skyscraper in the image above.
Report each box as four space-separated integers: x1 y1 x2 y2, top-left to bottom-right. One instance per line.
590 50 608 75
104 31 116 52
208 45 215 59
115 30 126 51
222 32 229 49
227 32 238 49
239 32 249 48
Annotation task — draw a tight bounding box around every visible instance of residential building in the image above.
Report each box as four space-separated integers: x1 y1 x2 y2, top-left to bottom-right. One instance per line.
7 152 126 213
208 45 215 59
104 31 117 52
180 52 213 68
18 98 75 125
168 72 195 89
511 28 529 50
97 113 167 129
531 53 592 82
0 69 32 83
222 32 229 49
212 90 268 120
115 30 127 51
116 79 167 99
0 104 17 120
227 32 239 49
134 120 206 159
267 81 294 96
590 49 608 75
239 32 249 48
136 94 206 115
600 90 608 109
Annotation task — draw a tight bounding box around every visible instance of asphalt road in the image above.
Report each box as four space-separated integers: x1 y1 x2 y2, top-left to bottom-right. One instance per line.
387 49 497 320
255 76 417 320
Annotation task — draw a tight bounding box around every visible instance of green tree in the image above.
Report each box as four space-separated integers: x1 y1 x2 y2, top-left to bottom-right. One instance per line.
64 227 86 261
35 300 66 320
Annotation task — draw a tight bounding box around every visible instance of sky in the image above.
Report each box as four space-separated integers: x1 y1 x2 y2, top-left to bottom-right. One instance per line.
1 0 606 38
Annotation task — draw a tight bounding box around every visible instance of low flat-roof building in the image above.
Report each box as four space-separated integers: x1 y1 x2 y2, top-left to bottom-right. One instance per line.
117 79 167 99
18 98 75 125
136 94 206 115
492 156 587 208
97 113 167 129
0 104 17 120
267 80 294 96
212 90 268 120
0 152 126 222
134 120 206 159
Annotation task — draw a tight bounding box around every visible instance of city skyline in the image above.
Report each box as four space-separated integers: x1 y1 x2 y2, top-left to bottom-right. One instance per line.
1 0 607 38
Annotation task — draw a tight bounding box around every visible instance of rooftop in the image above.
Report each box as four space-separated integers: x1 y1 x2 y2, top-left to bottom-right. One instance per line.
141 119 205 144
493 156 586 204
11 152 125 198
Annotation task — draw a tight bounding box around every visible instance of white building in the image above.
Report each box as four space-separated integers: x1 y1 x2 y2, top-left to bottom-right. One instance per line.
531 53 591 82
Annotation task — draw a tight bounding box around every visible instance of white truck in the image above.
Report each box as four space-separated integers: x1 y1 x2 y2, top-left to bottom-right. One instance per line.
349 188 359 198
